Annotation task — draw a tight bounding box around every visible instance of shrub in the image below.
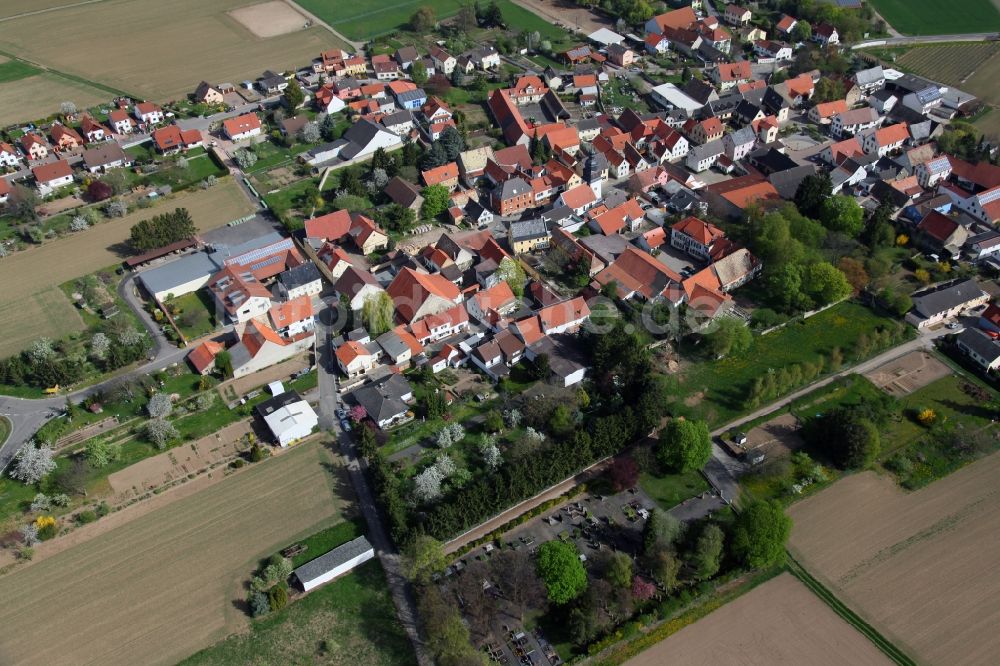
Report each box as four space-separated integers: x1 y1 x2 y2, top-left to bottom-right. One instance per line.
35 515 58 540
267 584 288 612
916 408 937 426
249 591 270 617
76 510 98 524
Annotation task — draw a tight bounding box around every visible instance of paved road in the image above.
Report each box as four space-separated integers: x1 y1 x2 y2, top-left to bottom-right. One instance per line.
314 305 432 666
699 327 952 502
853 33 999 49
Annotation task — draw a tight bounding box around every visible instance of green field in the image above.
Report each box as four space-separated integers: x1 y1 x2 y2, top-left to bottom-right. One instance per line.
181 559 416 666
676 302 903 427
0 59 40 82
297 0 570 41
166 290 220 342
639 469 710 510
867 0 1000 35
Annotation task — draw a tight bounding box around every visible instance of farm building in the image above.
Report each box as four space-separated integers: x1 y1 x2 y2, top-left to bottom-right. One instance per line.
256 390 318 447
293 536 375 592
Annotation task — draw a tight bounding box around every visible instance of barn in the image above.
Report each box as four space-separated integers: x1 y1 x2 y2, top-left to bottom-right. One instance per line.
293 536 375 592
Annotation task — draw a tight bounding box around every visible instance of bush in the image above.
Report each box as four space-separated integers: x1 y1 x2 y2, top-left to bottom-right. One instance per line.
76 510 98 524
267 584 288 612
249 590 270 617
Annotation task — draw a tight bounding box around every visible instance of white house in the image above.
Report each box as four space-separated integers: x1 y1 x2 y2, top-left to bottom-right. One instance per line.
257 390 319 447
336 340 377 378
0 143 22 168
429 46 456 75
223 113 263 142
685 140 724 173
293 536 375 591
32 160 74 195
133 102 164 125
861 122 909 157
276 263 323 300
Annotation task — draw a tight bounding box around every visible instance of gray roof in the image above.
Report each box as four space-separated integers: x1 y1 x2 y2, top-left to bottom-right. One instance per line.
498 176 531 199
376 330 409 359
381 110 412 127
769 164 817 199
580 233 628 264
395 89 427 103
690 139 725 160
509 218 548 242
293 536 373 584
351 374 412 423
82 142 128 169
854 66 884 87
726 126 756 148
278 262 321 290
912 279 986 317
256 390 303 418
957 328 1000 364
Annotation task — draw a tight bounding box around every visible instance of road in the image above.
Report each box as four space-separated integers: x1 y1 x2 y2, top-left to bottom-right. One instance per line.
853 32 1000 49
698 326 952 501
314 302 432 666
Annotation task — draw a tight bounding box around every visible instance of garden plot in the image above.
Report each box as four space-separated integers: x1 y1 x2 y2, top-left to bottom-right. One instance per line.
863 350 952 396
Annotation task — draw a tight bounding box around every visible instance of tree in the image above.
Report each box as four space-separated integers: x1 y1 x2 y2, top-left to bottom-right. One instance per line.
607 551 633 588
299 121 321 143
249 591 270 617
914 268 931 285
403 534 447 583
70 215 90 231
813 77 846 103
377 203 416 233
455 3 477 31
201 175 217 189
418 586 481 664
480 438 502 470
129 207 196 250
481 0 505 27
792 19 812 41
642 507 683 554
548 404 574 436
803 408 881 469
146 392 173 419
609 456 639 492
267 585 288 611
837 257 869 294
657 419 711 473
793 173 832 219
320 113 341 141
690 523 724 580
60 101 77 116
215 350 233 378
438 126 465 161
414 464 444 502
362 291 395 336
802 261 851 305
649 549 681 590
819 195 864 236
144 418 179 449
484 410 504 433
731 500 792 568
87 180 113 202
283 78 304 109
496 256 526 297
9 443 56 484
410 5 436 31
681 66 692 82
8 185 40 222
536 540 587 604
366 167 389 193
86 439 120 468
411 60 428 87
705 317 752 358
232 148 258 170
421 184 450 219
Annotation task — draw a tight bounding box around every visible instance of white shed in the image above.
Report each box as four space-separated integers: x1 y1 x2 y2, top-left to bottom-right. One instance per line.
294 536 375 591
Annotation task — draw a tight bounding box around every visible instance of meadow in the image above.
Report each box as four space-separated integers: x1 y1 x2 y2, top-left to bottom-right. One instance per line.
0 442 346 666
867 0 1000 35
0 72 109 127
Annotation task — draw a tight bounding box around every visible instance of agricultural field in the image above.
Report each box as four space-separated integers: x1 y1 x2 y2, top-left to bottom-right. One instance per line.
0 180 254 355
788 453 1000 665
0 442 347 666
0 0 74 19
0 72 110 127
0 286 84 359
297 0 572 42
0 0 348 100
624 573 891 666
867 0 1000 35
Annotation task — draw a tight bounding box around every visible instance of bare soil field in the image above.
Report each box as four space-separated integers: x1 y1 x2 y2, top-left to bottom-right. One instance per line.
625 573 890 666
0 72 108 126
0 180 254 354
107 420 252 502
0 0 78 20
745 412 804 459
864 350 952 396
788 453 1000 665
0 0 345 100
229 1 309 38
0 441 346 666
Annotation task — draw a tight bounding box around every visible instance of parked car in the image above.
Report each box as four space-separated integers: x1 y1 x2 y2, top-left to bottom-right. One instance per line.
340 419 352 432
335 408 347 420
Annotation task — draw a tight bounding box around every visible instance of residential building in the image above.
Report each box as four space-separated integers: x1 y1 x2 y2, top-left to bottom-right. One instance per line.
256 390 318 447
276 262 323 300
0 143 21 168
268 295 315 338
32 160 73 195
81 143 131 173
229 319 313 378
108 109 135 134
685 140 724 173
421 162 459 190
812 23 839 46
908 279 989 329
207 265 272 324
724 4 751 26
50 124 83 151
152 126 203 154
831 107 880 138
861 122 909 157
133 102 164 125
509 219 550 254
955 328 1000 372
336 340 377 378
387 267 462 323
334 266 384 311
223 113 262 141
352 374 414 429
21 133 49 160
193 81 225 105
490 177 533 216
671 216 725 260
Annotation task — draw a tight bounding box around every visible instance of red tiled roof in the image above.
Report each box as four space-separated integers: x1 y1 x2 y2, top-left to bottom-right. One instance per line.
561 183 597 209
305 210 352 241
594 247 681 300
186 340 223 373
672 216 724 245
717 61 752 82
268 295 314 330
651 7 697 31
812 99 849 118
32 160 72 183
917 211 960 243
223 113 261 137
387 268 461 322
421 162 459 186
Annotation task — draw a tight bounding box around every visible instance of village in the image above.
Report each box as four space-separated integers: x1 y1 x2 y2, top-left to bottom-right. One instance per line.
0 0 999 664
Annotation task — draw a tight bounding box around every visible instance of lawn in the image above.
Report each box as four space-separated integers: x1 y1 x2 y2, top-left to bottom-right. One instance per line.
639 469 710 511
676 302 904 427
866 0 1000 35
0 59 39 82
166 290 220 341
181 559 416 666
287 519 363 568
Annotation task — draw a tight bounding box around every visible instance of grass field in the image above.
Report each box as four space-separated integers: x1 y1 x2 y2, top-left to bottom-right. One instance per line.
0 72 109 126
297 0 571 41
867 0 1000 35
0 442 346 666
675 302 900 427
0 285 85 358
0 180 254 355
639 469 709 511
166 290 220 341
0 59 38 82
624 573 891 666
182 559 415 666
0 0 348 100
788 452 1000 665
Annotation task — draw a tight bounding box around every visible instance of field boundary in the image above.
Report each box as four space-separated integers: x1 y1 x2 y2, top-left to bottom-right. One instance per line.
0 47 132 98
786 555 915 666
